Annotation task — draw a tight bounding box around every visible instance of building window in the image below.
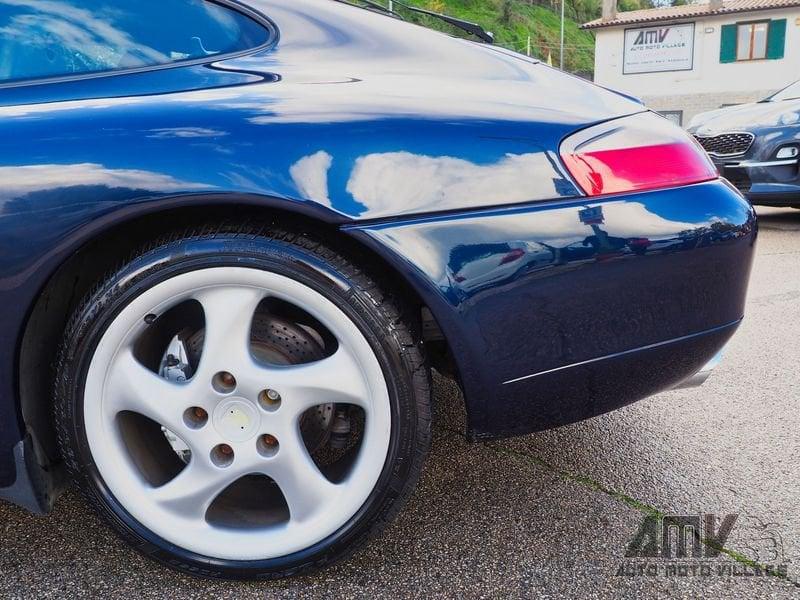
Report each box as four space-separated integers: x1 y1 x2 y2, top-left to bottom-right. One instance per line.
720 18 786 63
736 22 768 60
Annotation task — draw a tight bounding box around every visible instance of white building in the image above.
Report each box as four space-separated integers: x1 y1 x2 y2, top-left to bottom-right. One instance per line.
583 0 800 125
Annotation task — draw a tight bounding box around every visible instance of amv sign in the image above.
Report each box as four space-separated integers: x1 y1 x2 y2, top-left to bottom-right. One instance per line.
623 23 695 74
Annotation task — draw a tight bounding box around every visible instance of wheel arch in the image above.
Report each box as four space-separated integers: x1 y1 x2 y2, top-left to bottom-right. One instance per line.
18 196 459 491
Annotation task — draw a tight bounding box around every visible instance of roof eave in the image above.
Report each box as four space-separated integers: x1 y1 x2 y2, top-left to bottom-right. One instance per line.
581 3 799 29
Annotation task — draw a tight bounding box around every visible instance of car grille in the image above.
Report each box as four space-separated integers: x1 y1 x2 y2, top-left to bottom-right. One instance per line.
693 132 754 157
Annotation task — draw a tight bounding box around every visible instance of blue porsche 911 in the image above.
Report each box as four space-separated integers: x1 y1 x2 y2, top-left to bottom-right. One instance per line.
0 0 755 579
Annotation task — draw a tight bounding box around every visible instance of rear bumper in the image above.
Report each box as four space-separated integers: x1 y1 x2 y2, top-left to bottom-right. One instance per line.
673 348 725 389
351 179 757 439
490 320 739 439
747 189 800 206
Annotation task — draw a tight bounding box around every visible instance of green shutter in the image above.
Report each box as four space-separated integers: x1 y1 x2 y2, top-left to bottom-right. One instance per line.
767 19 787 59
720 24 737 63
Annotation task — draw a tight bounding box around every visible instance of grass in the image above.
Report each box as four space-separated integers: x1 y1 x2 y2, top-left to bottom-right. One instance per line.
399 0 597 75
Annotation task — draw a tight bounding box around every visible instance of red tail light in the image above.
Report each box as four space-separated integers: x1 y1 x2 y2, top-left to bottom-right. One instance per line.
560 112 718 197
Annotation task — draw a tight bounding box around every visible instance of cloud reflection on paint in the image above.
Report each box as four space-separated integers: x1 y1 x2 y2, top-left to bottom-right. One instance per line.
0 162 211 205
345 151 565 217
147 127 228 139
373 201 715 284
289 150 333 208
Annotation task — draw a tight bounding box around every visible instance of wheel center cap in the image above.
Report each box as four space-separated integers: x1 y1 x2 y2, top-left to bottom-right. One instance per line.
213 398 260 442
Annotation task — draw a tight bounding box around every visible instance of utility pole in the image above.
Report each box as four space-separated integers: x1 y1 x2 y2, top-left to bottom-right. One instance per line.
560 0 565 70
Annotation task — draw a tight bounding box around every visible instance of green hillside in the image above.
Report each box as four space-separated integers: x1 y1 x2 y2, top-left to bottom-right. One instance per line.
399 0 599 75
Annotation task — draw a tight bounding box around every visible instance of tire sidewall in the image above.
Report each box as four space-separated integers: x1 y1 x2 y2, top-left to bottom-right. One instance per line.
58 234 421 579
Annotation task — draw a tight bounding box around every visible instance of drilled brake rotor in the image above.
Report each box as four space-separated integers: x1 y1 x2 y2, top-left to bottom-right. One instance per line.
185 313 335 453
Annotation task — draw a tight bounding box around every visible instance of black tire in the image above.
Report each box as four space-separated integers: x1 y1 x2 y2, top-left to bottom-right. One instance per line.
54 224 431 580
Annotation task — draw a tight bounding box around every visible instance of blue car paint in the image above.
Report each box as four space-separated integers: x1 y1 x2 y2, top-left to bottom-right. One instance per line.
349 180 755 437
0 0 754 509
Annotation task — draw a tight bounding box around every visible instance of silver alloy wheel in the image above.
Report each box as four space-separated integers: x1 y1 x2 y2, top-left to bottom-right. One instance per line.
83 267 391 561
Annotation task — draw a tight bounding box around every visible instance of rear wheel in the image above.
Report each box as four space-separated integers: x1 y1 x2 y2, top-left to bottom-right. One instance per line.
54 226 430 579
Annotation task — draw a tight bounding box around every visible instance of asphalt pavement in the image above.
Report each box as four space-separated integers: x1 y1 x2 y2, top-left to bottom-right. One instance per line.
1 206 799 599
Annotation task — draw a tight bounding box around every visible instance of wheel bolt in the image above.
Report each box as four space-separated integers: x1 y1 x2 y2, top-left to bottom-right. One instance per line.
210 443 235 468
257 434 280 458
258 389 282 411
212 371 237 394
183 406 209 429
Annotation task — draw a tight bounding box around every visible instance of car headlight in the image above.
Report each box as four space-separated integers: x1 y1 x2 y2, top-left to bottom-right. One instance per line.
779 112 800 126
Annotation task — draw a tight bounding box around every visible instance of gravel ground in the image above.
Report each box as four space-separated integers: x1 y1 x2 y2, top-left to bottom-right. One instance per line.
1 206 799 599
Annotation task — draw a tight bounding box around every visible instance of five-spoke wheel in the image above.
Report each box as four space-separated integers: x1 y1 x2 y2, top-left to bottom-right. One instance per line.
55 228 430 579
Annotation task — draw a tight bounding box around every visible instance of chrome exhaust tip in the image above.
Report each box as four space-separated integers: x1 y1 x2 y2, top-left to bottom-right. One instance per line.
673 350 725 390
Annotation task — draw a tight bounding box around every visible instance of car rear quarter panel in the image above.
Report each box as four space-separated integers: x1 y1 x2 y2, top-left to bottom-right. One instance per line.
349 180 757 438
